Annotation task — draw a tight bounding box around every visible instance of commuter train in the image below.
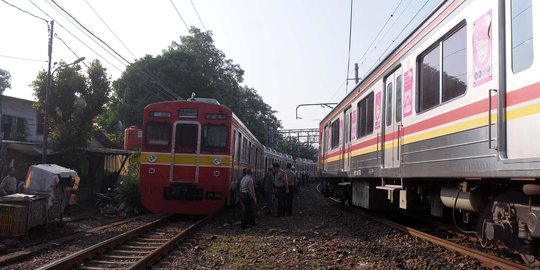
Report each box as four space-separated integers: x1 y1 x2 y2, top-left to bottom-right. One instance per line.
319 0 540 266
139 98 316 216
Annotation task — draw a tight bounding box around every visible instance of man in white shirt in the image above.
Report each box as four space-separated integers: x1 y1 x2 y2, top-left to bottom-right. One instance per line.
240 168 257 229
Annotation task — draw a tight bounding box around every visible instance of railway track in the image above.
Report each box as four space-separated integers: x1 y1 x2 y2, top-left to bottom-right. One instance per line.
36 215 211 270
317 184 530 270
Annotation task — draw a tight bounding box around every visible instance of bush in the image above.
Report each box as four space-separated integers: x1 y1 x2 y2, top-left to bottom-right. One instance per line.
115 152 145 215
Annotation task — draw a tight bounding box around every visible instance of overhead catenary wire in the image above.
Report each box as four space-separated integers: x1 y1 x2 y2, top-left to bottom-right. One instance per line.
366 0 432 74
169 0 190 31
84 0 137 59
190 0 206 31
356 0 404 68
1 0 48 22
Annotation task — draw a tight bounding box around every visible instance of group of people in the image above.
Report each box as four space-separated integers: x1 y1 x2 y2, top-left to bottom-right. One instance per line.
238 162 303 229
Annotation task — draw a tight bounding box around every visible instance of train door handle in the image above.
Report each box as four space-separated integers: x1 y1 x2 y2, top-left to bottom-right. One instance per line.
397 124 403 160
488 89 497 150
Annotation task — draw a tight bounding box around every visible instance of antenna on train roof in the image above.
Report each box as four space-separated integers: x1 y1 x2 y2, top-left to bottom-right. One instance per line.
187 92 196 101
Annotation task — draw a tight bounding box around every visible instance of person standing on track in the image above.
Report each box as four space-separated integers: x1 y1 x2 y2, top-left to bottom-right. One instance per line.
263 168 275 215
285 164 297 215
272 163 288 217
240 168 257 229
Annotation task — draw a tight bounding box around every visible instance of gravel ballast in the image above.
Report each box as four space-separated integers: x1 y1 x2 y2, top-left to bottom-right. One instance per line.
166 184 488 269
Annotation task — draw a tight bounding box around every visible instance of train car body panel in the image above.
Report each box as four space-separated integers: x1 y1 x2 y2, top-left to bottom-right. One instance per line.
318 0 540 264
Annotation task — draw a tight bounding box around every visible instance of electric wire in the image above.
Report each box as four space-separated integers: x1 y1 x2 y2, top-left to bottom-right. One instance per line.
1 0 48 22
54 33 89 68
27 0 123 72
345 0 354 95
356 0 404 68
190 0 206 31
0 54 48 62
169 0 190 31
47 0 178 99
84 0 137 59
366 0 432 74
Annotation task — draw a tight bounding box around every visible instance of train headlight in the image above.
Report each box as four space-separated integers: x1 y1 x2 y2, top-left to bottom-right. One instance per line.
213 157 222 165
148 155 157 163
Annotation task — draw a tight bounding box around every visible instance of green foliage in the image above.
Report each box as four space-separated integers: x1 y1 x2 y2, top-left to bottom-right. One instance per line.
100 27 281 143
0 69 11 94
32 60 111 167
275 136 317 161
115 152 143 214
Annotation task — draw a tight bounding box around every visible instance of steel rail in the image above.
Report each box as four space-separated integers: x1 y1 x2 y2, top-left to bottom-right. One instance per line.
317 184 529 270
128 215 212 269
35 215 171 270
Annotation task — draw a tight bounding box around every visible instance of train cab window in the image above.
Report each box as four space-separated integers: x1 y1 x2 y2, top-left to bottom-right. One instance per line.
331 120 340 149
357 92 374 138
175 124 198 152
418 24 467 112
396 75 403 122
512 0 534 73
146 122 170 147
203 125 227 149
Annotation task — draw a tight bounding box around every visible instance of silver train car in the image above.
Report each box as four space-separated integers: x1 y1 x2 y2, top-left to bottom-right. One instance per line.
319 0 540 265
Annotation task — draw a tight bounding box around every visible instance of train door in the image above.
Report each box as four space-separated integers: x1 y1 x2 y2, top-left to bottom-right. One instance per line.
171 121 201 183
342 108 352 172
383 68 403 169
505 0 540 159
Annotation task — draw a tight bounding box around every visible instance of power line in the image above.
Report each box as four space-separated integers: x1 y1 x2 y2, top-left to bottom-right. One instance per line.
345 0 354 95
28 0 123 72
357 0 404 66
1 0 48 22
54 33 89 68
0 54 47 62
48 0 178 99
84 0 137 59
190 0 206 31
169 0 190 31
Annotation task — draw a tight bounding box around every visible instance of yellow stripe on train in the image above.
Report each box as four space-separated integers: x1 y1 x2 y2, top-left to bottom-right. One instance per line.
324 101 540 163
140 152 232 166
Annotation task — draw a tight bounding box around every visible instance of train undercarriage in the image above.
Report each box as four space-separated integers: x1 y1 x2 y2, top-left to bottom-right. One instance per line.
321 176 540 267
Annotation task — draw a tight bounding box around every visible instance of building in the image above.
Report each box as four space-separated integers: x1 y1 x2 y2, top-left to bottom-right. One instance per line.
0 95 43 142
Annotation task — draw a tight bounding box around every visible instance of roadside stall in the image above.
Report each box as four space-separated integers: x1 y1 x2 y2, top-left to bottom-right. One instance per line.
0 164 79 237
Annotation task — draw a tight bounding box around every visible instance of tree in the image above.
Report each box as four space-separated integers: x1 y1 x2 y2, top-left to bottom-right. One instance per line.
0 69 11 94
33 60 111 166
100 27 281 143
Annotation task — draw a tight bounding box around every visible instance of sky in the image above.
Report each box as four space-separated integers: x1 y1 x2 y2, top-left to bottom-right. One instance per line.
0 0 441 130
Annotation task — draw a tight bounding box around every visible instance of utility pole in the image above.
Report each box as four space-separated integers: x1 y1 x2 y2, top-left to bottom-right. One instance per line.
42 20 54 164
354 63 359 84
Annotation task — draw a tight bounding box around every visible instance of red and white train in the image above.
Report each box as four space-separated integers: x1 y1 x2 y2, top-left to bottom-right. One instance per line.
139 98 316 216
319 0 540 265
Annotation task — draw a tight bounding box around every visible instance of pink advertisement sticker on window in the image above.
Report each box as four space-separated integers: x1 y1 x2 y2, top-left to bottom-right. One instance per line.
374 92 382 130
473 10 492 87
403 68 413 117
351 110 357 140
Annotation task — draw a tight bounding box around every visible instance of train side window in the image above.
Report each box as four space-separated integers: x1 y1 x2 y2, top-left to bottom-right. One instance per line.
396 75 403 122
418 23 467 112
386 82 393 126
512 0 534 73
203 125 227 149
331 120 340 149
145 122 170 147
357 92 374 138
